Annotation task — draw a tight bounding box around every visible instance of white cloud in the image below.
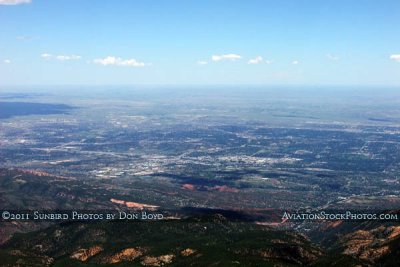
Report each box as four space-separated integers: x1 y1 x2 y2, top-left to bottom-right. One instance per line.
93 56 146 67
326 53 339 61
211 54 241 62
3 59 11 64
41 53 52 60
55 55 81 61
247 56 263 64
197 60 208 65
292 60 300 65
0 0 31 5
41 53 81 61
265 60 273 64
390 54 400 62
16 35 39 41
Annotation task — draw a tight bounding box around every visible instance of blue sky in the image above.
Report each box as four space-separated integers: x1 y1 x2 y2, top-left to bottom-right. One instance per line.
0 0 400 86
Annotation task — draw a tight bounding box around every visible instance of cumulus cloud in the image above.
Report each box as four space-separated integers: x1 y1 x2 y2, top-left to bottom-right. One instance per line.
93 56 146 67
326 53 339 61
265 60 273 64
0 0 31 5
390 54 400 62
247 56 263 64
3 59 11 64
41 53 52 60
41 53 81 61
16 35 39 41
197 60 208 65
56 55 81 61
211 54 241 62
292 60 300 65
